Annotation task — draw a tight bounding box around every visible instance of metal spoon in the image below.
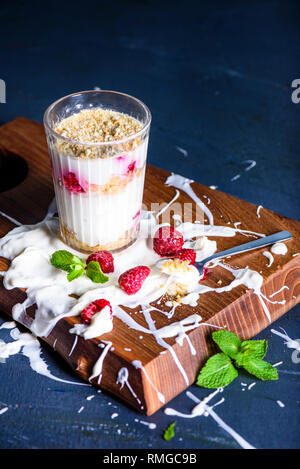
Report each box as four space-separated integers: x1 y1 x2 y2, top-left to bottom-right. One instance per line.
156 230 292 276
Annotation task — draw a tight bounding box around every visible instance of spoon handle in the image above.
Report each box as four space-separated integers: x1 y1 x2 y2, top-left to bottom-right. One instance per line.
197 230 292 268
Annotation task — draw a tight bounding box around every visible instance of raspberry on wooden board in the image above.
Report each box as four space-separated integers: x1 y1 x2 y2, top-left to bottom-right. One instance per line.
118 266 151 295
153 226 184 256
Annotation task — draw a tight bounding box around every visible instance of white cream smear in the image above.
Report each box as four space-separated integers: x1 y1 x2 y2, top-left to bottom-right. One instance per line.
0 171 288 392
69 306 113 340
257 205 263 218
132 359 165 403
263 251 274 267
0 323 86 385
89 341 112 384
271 327 300 352
271 242 288 255
0 169 294 450
164 388 255 449
134 418 156 429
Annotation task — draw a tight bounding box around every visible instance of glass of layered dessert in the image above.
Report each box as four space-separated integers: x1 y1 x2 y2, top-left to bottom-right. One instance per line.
44 91 151 253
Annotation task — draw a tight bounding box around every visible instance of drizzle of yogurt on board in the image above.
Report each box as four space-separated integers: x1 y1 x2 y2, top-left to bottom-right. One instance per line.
0 171 291 394
263 250 274 267
0 206 271 345
257 205 263 218
0 168 296 450
116 367 142 405
271 242 288 255
89 341 112 384
132 359 165 403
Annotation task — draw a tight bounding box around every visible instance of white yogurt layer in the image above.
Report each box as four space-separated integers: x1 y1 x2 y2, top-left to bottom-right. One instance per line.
56 170 145 246
51 140 148 248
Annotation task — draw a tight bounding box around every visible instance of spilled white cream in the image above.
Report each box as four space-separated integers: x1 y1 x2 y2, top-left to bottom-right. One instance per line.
132 359 165 403
263 250 274 267
0 170 288 392
0 323 87 385
271 242 288 255
134 418 156 430
70 306 113 340
164 388 255 449
116 367 142 406
0 202 270 346
271 328 300 351
0 166 293 448
89 341 112 384
257 205 263 218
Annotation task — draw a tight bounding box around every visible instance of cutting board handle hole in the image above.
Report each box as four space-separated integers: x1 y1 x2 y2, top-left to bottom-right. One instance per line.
0 147 28 193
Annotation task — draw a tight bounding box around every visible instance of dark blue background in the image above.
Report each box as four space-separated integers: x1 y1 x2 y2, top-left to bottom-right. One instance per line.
0 0 299 450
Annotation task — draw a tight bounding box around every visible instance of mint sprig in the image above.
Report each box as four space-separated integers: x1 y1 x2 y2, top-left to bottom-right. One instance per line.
197 330 278 388
211 330 242 359
240 357 278 380
50 250 85 273
239 339 267 360
163 422 176 441
67 264 86 282
197 353 238 388
50 250 109 284
86 261 109 284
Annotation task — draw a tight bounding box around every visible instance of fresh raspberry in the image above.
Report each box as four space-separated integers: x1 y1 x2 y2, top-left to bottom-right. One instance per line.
81 299 112 324
153 226 184 257
63 172 86 193
176 248 196 265
86 250 114 273
118 266 151 295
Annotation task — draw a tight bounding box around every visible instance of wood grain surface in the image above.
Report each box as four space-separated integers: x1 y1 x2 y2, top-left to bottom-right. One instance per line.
0 118 299 415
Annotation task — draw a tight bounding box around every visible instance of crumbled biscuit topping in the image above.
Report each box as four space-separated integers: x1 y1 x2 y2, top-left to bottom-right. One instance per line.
54 108 144 159
161 258 193 276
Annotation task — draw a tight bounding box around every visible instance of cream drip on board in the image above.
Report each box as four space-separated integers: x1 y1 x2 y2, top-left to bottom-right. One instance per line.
263 250 274 267
0 322 87 385
271 242 288 255
0 167 295 450
89 341 112 384
0 171 290 397
116 367 142 406
132 360 165 403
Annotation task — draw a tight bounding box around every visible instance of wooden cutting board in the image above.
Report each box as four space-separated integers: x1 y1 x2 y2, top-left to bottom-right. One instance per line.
0 117 299 415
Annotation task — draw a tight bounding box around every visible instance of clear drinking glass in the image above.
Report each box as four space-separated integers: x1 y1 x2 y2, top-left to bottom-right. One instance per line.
44 90 151 253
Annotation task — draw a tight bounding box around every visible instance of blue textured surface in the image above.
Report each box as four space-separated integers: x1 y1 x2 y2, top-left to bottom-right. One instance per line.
0 0 299 449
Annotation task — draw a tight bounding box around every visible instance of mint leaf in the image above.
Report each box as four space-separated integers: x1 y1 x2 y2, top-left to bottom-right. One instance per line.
212 330 242 359
67 264 85 282
50 250 85 272
197 353 238 388
163 422 176 441
241 357 278 381
50 250 110 284
86 261 109 284
240 340 267 360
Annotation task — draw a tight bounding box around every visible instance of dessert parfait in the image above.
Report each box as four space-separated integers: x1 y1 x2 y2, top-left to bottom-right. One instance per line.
44 91 151 253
